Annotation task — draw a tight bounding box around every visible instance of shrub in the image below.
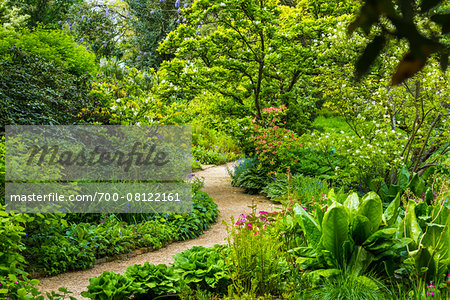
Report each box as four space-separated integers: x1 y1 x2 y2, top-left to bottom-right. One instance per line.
84 66 186 125
251 105 302 175
173 245 231 294
262 173 330 206
0 137 4 204
0 26 96 76
230 158 268 194
124 263 178 299
81 271 137 300
193 145 240 165
0 47 93 131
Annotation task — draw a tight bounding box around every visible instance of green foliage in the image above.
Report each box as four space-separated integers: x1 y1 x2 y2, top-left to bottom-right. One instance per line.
0 209 77 299
313 20 450 190
23 190 219 276
193 146 239 165
301 122 404 190
0 207 32 281
0 26 97 75
9 0 83 28
397 178 450 286
63 0 131 59
124 263 178 299
290 148 348 181
230 158 268 194
312 115 352 133
191 124 241 164
193 125 240 154
158 0 335 130
173 245 231 294
0 0 28 29
81 271 137 300
0 47 92 131
291 192 410 277
83 245 231 299
262 173 329 207
309 272 388 300
125 0 182 69
84 63 186 125
225 211 287 297
0 137 4 204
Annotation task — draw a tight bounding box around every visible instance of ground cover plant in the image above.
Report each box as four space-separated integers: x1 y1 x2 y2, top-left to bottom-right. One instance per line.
1 0 450 298
24 182 219 277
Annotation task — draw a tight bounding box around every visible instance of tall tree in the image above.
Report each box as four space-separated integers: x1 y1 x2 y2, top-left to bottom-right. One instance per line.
8 0 83 28
158 0 357 132
125 0 184 69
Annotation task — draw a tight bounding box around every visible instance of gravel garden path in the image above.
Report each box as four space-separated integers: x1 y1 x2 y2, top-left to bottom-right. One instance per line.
37 162 278 299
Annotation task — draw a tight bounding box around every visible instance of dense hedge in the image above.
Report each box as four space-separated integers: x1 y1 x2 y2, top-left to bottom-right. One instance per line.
0 47 92 131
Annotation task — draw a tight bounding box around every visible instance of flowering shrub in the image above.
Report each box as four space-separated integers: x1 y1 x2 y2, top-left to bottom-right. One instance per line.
301 120 405 190
251 105 302 175
82 66 185 125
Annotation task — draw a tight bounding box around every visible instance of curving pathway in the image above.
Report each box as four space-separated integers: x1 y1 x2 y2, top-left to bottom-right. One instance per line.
36 162 279 299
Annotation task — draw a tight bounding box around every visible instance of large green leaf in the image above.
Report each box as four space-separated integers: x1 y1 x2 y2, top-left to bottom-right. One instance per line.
344 192 360 215
407 173 425 196
405 200 422 250
363 227 398 248
321 203 350 267
410 247 437 281
352 214 373 245
384 192 401 226
354 192 383 241
294 204 321 248
348 246 374 277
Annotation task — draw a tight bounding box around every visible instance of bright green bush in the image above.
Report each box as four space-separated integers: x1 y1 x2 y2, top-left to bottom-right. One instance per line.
0 137 4 204
193 146 240 165
262 174 330 206
84 64 186 125
0 25 96 75
173 245 231 294
81 271 137 300
82 245 231 299
123 263 178 299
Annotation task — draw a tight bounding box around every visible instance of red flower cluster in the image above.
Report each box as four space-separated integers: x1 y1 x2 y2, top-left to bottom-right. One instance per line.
251 105 301 174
